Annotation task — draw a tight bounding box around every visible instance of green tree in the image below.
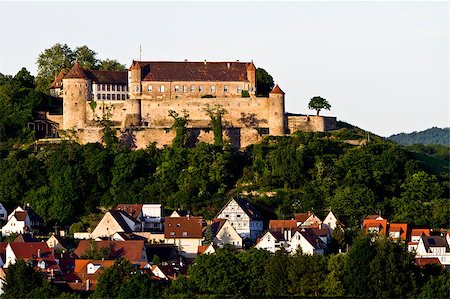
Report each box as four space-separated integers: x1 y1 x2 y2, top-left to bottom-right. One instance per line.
92 258 135 298
419 269 450 299
36 43 74 93
308 96 331 116
99 59 127 71
203 104 228 146
74 45 99 70
264 249 290 296
2 259 58 299
323 253 348 296
168 109 190 148
256 67 274 96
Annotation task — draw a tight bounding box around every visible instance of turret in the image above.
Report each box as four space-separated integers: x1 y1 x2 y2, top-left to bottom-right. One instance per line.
62 62 90 130
246 62 256 94
268 85 286 135
125 60 142 126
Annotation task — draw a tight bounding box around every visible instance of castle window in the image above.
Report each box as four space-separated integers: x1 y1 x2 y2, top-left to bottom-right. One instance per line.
112 94 116 100
122 94 126 100
102 84 105 91
102 94 106 100
190 85 195 92
211 85 216 93
97 85 100 91
237 86 242 93
148 85 152 92
224 85 229 93
183 85 187 93
97 94 101 99
107 85 110 91
174 85 179 92
112 85 115 91
199 85 204 92
160 85 165 92
107 94 110 100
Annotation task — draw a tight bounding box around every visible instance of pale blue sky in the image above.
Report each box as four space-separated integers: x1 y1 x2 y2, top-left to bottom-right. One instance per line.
0 1 448 136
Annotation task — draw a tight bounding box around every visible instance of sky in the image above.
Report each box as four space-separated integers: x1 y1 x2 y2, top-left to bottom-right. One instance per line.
0 1 448 137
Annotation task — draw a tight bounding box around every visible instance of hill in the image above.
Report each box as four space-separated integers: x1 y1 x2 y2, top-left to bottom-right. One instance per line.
388 127 449 146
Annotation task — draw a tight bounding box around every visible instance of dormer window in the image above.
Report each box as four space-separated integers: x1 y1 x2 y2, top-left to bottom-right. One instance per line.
148 85 152 92
190 85 195 92
224 85 229 93
199 85 204 92
183 86 187 93
174 85 179 92
211 85 216 93
160 85 165 92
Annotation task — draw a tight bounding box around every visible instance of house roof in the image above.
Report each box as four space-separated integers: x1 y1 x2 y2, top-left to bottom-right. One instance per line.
197 245 212 255
415 258 443 268
164 216 203 239
13 233 37 243
294 212 314 223
218 198 263 221
421 236 450 252
9 242 59 270
50 68 68 89
364 215 386 220
74 259 115 274
362 219 388 235
210 218 227 236
64 62 90 80
114 204 143 219
108 210 140 233
388 223 408 240
296 229 327 250
269 220 298 230
131 61 252 82
151 264 188 279
13 211 28 221
411 228 431 237
307 228 329 237
74 240 145 262
113 232 147 241
270 84 285 95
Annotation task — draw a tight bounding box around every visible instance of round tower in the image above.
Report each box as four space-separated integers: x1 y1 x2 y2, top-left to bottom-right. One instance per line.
62 62 90 130
124 60 142 126
268 84 286 136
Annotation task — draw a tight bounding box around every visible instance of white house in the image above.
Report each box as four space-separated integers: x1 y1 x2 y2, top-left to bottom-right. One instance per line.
290 229 327 255
322 211 340 231
164 216 204 258
255 229 291 253
1 207 32 237
0 204 7 221
114 203 164 232
210 219 242 248
415 235 450 266
216 198 264 240
88 210 141 240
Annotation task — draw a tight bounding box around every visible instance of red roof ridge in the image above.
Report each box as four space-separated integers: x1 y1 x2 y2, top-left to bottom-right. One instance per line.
64 62 89 80
270 84 285 94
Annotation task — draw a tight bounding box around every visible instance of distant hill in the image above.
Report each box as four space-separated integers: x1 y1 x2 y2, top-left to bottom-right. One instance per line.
388 127 449 146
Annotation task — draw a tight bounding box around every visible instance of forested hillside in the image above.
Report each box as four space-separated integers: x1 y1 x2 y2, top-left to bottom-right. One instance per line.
388 127 449 146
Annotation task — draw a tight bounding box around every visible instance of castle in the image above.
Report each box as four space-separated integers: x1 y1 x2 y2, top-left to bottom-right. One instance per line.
45 60 336 148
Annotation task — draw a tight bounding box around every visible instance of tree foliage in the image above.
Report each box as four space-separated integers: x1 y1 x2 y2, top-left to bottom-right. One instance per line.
308 96 331 116
203 104 228 146
255 68 274 96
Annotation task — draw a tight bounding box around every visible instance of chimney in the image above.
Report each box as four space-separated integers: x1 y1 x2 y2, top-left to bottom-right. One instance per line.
37 249 41 258
204 60 207 65
227 62 230 69
86 279 90 291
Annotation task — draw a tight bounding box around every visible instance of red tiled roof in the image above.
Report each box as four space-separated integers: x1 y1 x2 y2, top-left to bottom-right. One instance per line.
164 216 203 239
269 220 297 230
388 223 408 240
294 212 313 223
132 61 252 82
74 259 115 274
114 204 143 219
197 245 210 255
411 228 430 236
362 219 388 236
13 211 28 221
415 258 443 267
74 240 145 262
50 68 68 89
64 62 90 79
9 242 59 270
365 215 386 220
270 84 284 94
85 70 127 84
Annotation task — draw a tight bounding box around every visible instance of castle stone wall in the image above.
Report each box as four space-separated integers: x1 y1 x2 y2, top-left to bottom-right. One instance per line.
287 115 337 133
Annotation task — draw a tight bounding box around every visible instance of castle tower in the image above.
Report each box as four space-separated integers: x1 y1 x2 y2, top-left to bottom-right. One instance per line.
246 62 256 94
125 60 142 126
268 85 286 136
62 62 90 130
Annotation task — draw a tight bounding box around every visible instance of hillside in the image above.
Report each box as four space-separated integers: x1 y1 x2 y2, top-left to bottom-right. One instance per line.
388 127 449 146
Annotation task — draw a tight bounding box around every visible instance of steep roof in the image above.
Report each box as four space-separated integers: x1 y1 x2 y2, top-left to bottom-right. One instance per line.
270 84 285 94
388 223 408 240
269 220 298 230
415 258 443 267
50 68 68 88
365 215 386 220
108 210 140 233
84 70 127 84
296 229 327 250
294 212 313 223
74 240 145 262
114 204 143 220
210 218 227 236
421 236 450 252
228 198 263 221
64 62 90 79
132 61 252 82
411 228 431 237
363 219 388 236
74 259 115 274
9 242 59 270
13 211 28 221
13 233 37 243
164 216 203 239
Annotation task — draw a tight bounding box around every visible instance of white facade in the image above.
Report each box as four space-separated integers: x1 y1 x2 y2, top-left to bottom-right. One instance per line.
216 199 263 240
142 204 163 231
92 83 128 101
89 211 140 239
415 236 450 266
323 211 338 231
290 231 325 255
165 238 202 259
255 231 288 253
1 209 31 237
213 220 243 248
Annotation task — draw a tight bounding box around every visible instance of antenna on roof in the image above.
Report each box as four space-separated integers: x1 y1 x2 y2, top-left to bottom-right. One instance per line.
139 45 142 61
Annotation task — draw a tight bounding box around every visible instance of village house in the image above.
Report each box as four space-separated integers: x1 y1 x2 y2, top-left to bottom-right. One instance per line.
255 229 291 253
67 259 116 292
294 211 322 228
362 215 388 236
322 210 342 232
388 223 409 241
415 235 450 267
114 203 164 232
4 242 60 273
164 216 204 258
151 263 188 280
408 228 431 251
74 240 148 264
216 198 264 241
1 206 41 237
290 229 327 255
46 234 71 252
209 218 242 248
197 244 217 255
